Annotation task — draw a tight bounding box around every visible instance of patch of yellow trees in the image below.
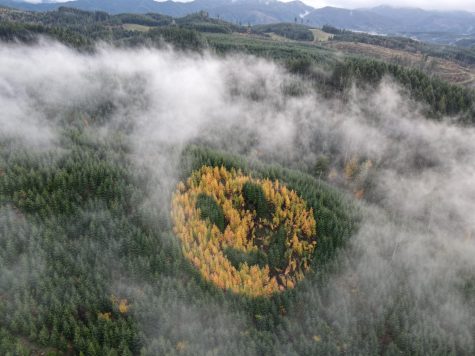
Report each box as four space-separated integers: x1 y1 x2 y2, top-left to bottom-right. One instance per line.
171 166 317 297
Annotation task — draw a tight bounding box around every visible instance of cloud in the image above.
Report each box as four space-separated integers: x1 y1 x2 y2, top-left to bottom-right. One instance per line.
0 43 59 147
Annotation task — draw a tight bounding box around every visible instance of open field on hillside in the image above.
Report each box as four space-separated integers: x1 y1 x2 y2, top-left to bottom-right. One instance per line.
122 23 152 32
310 28 333 42
324 41 475 88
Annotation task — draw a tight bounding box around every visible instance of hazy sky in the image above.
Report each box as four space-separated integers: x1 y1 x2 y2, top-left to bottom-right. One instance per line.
157 0 475 12
156 0 475 12
24 1 475 12
288 0 475 12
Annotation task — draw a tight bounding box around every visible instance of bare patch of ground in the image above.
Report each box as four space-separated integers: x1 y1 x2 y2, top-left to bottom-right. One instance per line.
324 41 475 87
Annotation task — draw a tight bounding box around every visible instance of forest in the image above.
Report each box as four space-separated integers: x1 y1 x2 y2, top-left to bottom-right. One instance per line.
1 7 474 122
0 5 474 356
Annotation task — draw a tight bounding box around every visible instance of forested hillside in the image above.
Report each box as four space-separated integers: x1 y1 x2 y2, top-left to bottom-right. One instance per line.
2 1 475 46
0 6 474 356
1 7 474 122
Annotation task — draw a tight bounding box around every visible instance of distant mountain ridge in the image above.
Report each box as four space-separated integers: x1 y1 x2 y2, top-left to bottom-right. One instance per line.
0 0 315 24
1 1 475 40
306 5 475 35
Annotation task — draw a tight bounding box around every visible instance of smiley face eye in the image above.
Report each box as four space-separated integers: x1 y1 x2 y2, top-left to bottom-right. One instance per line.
171 166 317 297
195 193 227 233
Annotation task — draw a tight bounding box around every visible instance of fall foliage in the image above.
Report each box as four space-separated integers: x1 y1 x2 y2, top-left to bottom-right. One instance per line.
171 166 317 297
